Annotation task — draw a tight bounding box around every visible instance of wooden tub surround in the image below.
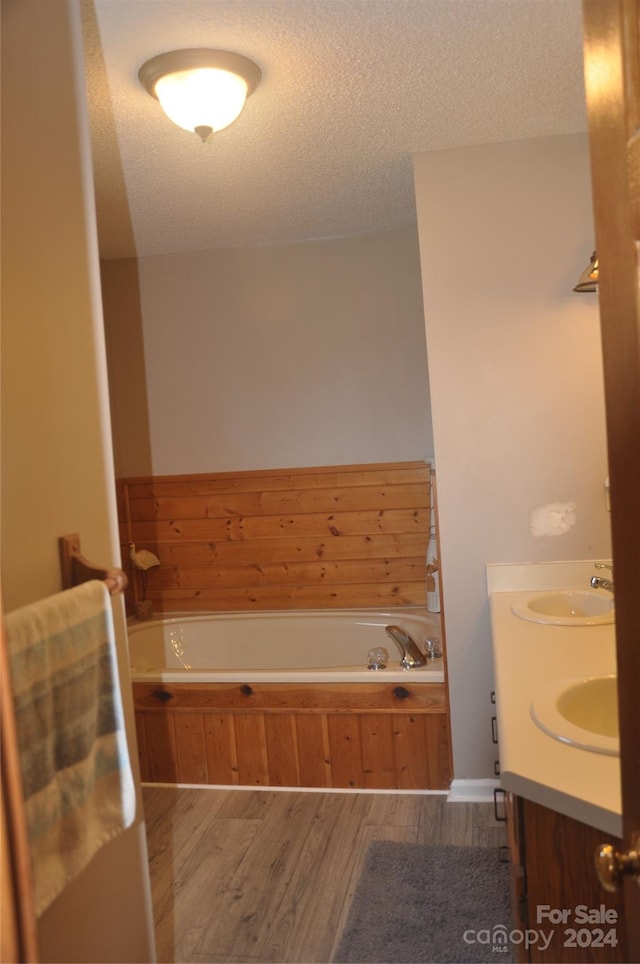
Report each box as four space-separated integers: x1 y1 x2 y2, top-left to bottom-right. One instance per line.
133 680 452 790
117 460 432 614
122 460 449 791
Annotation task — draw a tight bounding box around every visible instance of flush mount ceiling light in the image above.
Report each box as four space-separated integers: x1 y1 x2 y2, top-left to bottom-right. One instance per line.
138 49 261 142
573 250 599 292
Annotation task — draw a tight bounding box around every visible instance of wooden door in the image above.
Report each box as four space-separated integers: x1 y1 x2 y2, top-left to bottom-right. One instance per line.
582 1 640 958
1 603 38 962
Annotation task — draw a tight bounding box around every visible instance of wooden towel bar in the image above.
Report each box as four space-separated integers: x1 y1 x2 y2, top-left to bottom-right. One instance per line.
58 533 127 596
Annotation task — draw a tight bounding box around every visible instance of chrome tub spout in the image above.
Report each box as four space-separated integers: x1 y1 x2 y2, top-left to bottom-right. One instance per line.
385 625 426 668
590 562 614 593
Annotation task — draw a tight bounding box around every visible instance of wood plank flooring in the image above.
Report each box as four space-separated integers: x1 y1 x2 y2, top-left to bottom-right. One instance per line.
142 786 507 964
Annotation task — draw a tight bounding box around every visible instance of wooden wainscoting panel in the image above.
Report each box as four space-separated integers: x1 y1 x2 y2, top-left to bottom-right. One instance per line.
143 582 427 610
264 715 301 787
117 461 431 613
424 712 453 788
392 713 430 790
133 681 446 713
203 714 239 785
148 532 428 566
326 714 365 789
150 557 425 590
127 483 428 520
141 712 179 783
128 464 427 498
359 714 397 790
233 713 270 786
294 714 333 788
133 682 450 790
174 712 209 784
124 509 428 544
134 711 150 783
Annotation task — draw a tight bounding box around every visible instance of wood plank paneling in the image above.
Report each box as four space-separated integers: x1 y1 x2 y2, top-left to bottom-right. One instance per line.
128 484 428 521
147 533 428 566
134 682 451 790
150 557 425 589
264 715 301 787
117 461 431 613
134 711 150 782
233 714 269 786
327 715 365 789
133 681 447 713
204 714 238 785
136 692 451 790
127 464 427 497
142 713 178 783
139 583 428 610
174 712 209 784
425 713 453 788
294 715 332 788
359 714 396 790
392 714 430 790
122 509 428 543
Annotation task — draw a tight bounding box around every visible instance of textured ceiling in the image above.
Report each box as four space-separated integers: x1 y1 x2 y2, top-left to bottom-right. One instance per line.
85 0 588 260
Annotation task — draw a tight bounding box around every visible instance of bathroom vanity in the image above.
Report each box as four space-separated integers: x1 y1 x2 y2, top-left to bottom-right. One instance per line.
488 562 626 963
503 793 625 963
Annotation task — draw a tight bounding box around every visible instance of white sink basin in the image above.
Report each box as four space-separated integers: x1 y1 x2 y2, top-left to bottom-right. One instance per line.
531 674 619 756
511 590 614 626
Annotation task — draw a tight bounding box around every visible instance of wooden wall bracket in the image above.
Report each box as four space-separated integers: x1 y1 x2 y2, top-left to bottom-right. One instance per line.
58 533 127 596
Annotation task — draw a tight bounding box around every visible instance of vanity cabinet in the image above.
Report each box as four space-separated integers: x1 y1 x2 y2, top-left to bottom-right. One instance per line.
505 793 627 963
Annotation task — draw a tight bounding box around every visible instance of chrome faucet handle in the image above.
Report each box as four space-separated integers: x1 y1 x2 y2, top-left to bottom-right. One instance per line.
367 647 389 671
590 562 615 593
424 637 442 659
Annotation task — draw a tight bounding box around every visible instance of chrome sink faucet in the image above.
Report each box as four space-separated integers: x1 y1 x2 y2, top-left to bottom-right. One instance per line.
385 625 426 668
590 562 614 593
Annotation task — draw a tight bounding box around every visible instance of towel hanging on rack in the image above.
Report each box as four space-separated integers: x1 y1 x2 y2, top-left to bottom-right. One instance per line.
5 580 135 916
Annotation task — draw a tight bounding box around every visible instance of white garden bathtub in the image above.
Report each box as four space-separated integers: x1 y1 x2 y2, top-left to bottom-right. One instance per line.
127 608 445 684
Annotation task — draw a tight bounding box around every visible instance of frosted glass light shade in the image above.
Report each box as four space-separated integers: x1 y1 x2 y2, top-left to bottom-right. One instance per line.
155 69 248 134
139 49 261 141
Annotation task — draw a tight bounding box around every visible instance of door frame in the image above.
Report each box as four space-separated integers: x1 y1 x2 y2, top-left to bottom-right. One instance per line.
582 0 640 958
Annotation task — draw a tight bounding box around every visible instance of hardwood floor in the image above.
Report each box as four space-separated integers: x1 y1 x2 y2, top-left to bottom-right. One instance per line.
142 786 506 964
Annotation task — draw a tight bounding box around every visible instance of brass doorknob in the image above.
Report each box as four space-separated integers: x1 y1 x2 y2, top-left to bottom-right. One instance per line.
595 832 640 892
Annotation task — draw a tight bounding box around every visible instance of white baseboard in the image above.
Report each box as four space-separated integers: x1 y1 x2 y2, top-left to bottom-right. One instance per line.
141 780 502 802
447 778 500 803
141 782 450 795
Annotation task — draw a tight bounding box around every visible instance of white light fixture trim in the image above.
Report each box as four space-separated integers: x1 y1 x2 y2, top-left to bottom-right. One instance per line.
139 49 261 141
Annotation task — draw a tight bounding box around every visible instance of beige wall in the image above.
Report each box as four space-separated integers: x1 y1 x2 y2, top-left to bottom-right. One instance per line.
104 228 433 476
1 1 154 959
414 133 611 781
101 258 153 478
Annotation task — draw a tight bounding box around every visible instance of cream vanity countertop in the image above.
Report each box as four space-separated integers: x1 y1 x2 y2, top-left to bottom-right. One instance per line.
488 563 621 838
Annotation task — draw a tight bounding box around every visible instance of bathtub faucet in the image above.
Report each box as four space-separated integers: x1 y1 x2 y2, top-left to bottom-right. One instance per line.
385 626 426 669
590 562 614 593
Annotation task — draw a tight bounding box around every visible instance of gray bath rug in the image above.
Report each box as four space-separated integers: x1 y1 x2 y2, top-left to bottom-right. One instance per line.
333 842 513 964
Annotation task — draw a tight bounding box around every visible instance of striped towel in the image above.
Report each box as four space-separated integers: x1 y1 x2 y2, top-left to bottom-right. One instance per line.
5 580 135 916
